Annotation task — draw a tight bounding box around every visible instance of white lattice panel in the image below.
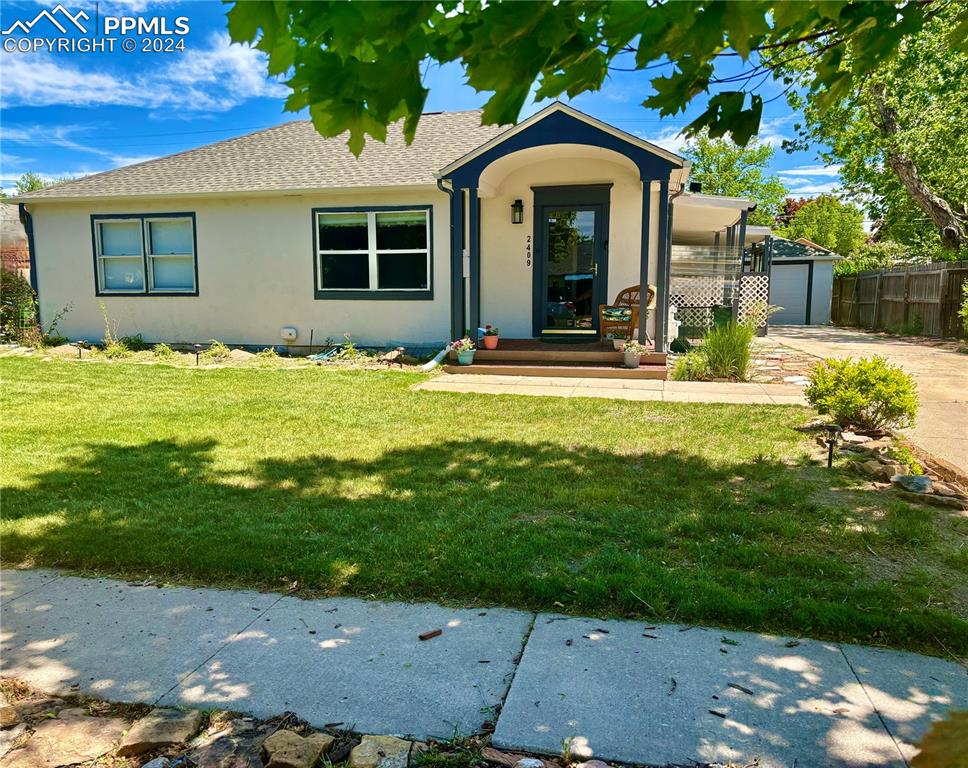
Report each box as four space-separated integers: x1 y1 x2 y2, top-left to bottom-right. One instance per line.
737 274 771 329
670 276 729 308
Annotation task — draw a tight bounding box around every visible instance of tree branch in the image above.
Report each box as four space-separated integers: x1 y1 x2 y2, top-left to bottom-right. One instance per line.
869 81 965 250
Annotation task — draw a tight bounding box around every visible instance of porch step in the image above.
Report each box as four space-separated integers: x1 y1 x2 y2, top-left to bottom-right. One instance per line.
442 363 668 380
471 348 667 365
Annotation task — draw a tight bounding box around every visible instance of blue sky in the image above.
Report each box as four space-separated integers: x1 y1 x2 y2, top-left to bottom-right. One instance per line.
1 0 842 197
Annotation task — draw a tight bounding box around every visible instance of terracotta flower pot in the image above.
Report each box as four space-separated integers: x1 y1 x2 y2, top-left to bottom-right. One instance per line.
612 338 626 351
457 349 476 365
483 335 499 350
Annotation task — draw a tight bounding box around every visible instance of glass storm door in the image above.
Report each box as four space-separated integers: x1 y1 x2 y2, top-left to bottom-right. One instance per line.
541 207 602 332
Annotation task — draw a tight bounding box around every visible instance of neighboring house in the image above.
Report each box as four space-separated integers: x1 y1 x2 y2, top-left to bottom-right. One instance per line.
767 237 841 325
12 103 765 352
1 203 31 280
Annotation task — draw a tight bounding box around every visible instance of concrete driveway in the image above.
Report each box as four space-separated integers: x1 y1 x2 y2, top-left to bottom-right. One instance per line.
770 325 968 474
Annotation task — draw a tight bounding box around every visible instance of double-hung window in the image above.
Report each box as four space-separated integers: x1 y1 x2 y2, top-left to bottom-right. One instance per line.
314 207 431 299
93 213 197 295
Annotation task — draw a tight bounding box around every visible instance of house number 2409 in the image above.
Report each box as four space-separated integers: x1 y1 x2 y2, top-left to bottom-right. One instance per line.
526 235 532 268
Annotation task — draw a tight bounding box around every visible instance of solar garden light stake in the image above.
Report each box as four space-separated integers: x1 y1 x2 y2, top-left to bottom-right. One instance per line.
74 340 87 359
194 343 203 365
822 424 842 469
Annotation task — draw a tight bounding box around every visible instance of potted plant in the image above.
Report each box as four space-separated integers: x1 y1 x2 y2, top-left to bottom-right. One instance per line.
622 339 648 369
451 337 476 365
610 331 627 351
482 324 500 350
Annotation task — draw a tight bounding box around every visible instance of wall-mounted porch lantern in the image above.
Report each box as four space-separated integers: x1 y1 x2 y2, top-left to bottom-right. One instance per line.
511 199 524 224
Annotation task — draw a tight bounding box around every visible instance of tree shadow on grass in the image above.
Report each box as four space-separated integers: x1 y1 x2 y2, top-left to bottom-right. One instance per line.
2 437 966 654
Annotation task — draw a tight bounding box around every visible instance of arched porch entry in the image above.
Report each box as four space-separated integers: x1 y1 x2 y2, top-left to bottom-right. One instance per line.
437 103 686 351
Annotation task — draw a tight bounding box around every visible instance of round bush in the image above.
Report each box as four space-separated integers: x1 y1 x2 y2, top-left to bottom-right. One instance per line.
805 356 918 430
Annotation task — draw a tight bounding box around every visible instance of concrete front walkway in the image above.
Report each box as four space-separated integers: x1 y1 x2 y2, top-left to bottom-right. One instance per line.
3 569 965 768
415 375 808 405
771 325 968 474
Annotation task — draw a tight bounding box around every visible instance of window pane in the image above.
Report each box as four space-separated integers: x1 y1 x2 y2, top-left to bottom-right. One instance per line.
102 257 144 290
149 219 193 254
377 252 427 290
376 211 426 250
99 221 142 256
150 256 194 291
321 252 369 289
318 213 368 251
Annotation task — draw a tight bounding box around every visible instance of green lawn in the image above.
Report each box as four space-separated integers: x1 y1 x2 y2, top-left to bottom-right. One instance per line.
2 356 966 657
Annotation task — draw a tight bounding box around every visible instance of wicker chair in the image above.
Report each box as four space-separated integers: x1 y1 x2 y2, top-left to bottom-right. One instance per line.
598 284 657 343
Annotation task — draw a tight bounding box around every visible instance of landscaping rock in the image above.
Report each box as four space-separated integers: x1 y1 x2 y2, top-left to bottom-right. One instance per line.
11 696 61 718
482 747 533 766
0 705 19 729
1 708 126 768
187 719 268 768
933 482 967 499
117 707 203 756
349 735 413 768
143 758 172 768
0 723 27 760
263 729 334 768
229 348 256 362
575 761 610 768
898 490 968 511
892 474 933 493
860 460 892 480
841 431 872 444
514 759 546 768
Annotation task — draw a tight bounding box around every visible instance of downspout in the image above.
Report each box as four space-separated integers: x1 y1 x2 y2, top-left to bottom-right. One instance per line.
18 203 38 296
660 183 685 351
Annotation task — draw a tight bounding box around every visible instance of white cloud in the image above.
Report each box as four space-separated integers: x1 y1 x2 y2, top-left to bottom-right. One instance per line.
784 180 842 196
0 32 287 112
2 123 158 169
780 164 843 178
639 126 689 155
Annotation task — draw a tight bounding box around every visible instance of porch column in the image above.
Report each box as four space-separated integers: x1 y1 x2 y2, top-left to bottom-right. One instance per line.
638 181 652 344
468 188 481 335
737 209 748 255
450 188 465 340
653 180 670 352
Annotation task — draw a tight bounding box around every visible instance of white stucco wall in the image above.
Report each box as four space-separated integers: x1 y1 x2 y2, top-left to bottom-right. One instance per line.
478 153 659 339
29 188 452 348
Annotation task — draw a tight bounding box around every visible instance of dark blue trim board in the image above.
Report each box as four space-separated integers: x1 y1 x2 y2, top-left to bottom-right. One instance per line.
18 204 38 296
443 110 679 188
311 205 434 301
638 185 652 342
467 190 480 331
653 181 670 352
90 212 199 297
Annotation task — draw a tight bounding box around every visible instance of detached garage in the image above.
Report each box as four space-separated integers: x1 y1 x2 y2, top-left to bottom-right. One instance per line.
767 237 841 325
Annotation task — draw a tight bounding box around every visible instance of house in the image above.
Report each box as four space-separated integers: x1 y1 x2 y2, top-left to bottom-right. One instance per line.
766 237 841 325
1 203 30 280
12 103 767 357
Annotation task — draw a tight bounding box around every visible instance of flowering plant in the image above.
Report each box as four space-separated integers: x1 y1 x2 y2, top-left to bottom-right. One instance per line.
622 339 649 356
483 324 500 336
450 337 475 352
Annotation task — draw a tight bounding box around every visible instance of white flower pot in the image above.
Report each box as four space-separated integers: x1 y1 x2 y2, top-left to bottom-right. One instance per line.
623 351 641 369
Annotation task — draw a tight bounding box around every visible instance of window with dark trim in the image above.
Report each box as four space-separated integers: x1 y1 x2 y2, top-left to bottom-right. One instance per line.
92 213 198 296
313 206 432 300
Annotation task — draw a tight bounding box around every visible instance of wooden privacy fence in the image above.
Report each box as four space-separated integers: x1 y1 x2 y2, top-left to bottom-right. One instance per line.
831 261 968 337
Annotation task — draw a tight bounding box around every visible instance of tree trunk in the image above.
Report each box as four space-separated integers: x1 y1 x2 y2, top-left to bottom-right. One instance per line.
869 81 965 251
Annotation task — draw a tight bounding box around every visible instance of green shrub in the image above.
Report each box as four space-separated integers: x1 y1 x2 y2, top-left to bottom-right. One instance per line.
702 320 756 380
119 333 149 351
805 356 918 430
886 444 923 475
152 343 176 360
201 339 231 361
101 341 131 359
670 350 710 381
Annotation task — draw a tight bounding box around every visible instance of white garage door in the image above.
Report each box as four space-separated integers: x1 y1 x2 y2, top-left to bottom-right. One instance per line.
769 263 809 324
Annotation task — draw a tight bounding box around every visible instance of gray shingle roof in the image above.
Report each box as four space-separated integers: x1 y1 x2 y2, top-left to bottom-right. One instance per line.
18 111 508 201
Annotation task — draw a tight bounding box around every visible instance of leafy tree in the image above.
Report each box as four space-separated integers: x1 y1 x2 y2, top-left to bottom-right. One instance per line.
682 135 786 226
15 173 45 195
776 195 865 256
775 197 811 227
226 1 965 156
782 3 967 252
833 240 910 278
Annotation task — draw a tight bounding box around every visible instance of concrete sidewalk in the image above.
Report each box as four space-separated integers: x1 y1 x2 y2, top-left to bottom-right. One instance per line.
771 325 968 474
2 569 965 768
415 375 809 405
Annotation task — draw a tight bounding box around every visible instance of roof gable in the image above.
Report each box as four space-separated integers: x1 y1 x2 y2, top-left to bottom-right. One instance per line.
439 103 685 187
